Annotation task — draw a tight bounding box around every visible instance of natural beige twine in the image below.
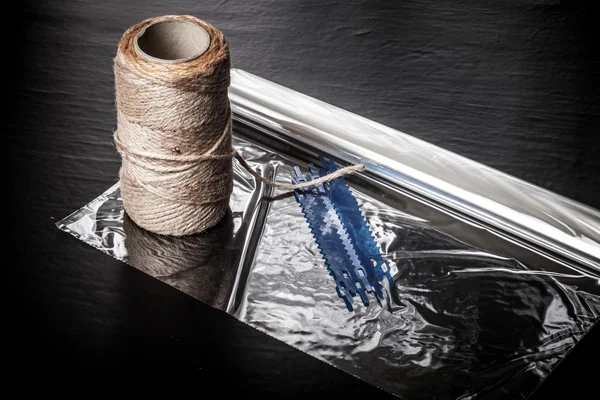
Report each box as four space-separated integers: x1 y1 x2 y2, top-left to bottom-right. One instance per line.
114 15 365 236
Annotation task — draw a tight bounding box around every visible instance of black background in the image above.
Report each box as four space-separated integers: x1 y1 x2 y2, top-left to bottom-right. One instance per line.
8 0 599 397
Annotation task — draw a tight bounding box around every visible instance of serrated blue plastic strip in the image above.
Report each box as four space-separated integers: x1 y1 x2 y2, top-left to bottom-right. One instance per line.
305 164 376 296
293 156 392 310
293 167 369 310
318 155 394 287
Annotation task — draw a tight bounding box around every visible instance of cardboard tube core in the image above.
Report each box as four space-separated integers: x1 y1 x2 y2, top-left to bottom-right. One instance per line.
135 19 210 63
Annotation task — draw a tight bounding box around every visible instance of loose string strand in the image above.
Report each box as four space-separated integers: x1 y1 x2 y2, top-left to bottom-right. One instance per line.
233 151 365 191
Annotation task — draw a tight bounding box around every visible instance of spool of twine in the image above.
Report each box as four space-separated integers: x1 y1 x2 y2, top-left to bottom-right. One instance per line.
114 15 365 236
123 210 237 310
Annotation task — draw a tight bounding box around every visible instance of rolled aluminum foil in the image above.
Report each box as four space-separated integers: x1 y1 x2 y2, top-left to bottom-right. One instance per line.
228 69 600 273
57 70 600 399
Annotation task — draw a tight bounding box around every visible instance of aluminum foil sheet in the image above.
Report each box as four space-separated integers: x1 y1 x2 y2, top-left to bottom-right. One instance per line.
58 70 600 399
58 132 600 399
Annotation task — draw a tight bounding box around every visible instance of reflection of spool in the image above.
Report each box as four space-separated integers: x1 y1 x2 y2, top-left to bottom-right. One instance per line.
123 209 236 310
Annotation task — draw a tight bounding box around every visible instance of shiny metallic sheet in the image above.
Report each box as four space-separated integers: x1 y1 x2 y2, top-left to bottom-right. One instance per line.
229 69 600 272
58 70 600 399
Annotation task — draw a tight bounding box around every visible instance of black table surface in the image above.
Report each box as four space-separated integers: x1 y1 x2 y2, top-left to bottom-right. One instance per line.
9 0 600 396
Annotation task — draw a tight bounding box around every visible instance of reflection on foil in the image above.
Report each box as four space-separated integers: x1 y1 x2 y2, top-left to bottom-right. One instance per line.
387 252 598 399
123 211 236 310
57 135 600 399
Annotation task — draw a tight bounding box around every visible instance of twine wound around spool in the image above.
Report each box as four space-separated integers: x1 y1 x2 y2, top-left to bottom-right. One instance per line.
114 15 365 236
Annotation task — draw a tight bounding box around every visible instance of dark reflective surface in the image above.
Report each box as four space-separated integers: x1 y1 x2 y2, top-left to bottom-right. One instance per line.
16 1 599 396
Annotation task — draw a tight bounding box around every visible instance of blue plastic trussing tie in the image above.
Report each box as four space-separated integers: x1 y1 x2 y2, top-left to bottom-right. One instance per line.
293 167 369 310
317 155 394 286
293 156 392 311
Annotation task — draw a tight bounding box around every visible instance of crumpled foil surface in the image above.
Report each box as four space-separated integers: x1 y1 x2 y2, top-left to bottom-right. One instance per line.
58 132 600 399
